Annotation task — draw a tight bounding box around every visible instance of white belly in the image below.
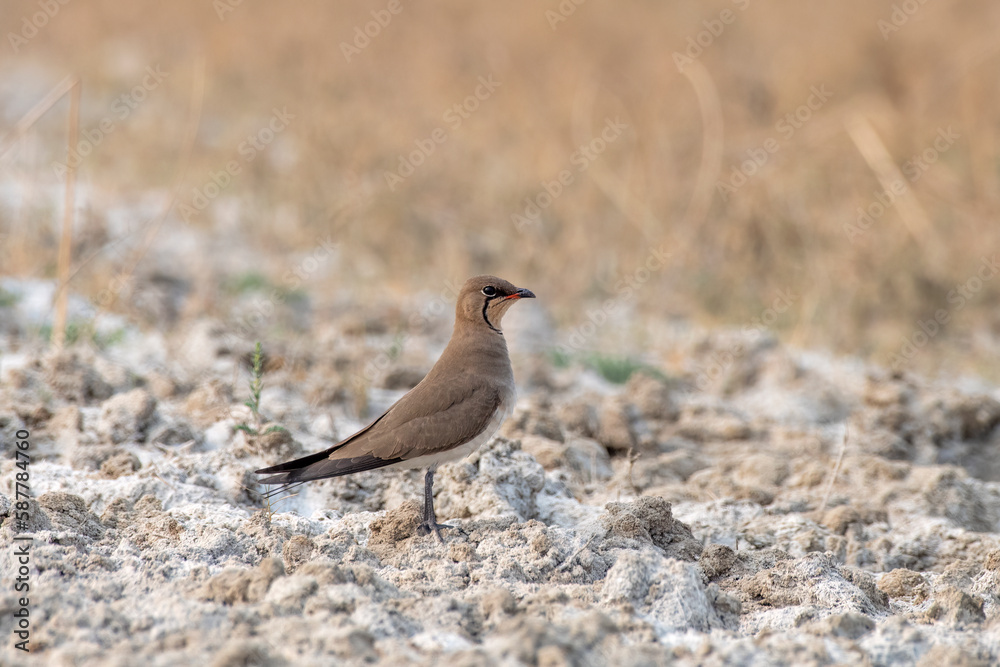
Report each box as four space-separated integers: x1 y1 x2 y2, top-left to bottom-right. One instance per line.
390 401 512 471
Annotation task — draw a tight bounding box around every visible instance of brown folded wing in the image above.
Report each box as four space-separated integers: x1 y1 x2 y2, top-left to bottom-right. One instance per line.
256 376 502 485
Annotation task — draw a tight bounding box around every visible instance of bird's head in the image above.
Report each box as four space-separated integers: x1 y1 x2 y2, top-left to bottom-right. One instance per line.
455 275 535 333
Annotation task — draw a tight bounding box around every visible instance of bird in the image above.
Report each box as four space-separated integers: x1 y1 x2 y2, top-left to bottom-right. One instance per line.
256 275 536 542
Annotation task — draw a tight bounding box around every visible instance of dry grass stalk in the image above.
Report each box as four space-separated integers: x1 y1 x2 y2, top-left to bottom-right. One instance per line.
0 74 79 159
845 114 939 267
52 77 82 350
679 60 724 233
818 425 849 513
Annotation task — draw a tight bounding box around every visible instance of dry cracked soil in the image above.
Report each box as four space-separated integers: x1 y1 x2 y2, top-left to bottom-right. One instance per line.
2 301 1000 666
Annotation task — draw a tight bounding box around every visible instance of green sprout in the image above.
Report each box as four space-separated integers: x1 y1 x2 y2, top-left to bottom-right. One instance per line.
236 341 287 437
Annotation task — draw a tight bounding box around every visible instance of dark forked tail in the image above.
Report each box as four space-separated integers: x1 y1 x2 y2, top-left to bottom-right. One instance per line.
255 449 404 500
256 448 342 485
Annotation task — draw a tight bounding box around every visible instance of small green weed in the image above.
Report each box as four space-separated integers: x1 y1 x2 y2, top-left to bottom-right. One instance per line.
236 341 287 437
224 272 272 295
0 287 19 308
548 348 667 384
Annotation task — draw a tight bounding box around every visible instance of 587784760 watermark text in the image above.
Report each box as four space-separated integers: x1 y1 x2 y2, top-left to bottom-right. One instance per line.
10 429 33 652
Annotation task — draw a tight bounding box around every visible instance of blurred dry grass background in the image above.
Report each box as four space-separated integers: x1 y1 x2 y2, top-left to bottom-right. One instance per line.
2 0 1000 378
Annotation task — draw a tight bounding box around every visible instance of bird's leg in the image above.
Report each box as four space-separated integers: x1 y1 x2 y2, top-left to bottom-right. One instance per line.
416 468 462 542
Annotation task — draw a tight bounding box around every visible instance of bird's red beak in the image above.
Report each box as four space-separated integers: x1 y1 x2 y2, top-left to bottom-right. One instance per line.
504 287 536 300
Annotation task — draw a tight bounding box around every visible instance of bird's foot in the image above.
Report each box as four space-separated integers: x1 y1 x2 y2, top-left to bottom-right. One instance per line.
417 520 466 543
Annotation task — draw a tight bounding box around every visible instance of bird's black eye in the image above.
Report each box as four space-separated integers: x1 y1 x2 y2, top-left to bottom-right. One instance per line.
482 286 497 297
